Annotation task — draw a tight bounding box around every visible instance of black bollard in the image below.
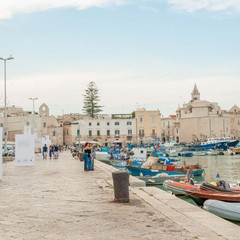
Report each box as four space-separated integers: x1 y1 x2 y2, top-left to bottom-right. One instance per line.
112 170 129 203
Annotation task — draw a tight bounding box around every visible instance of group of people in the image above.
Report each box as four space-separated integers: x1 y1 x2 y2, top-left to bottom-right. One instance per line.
83 142 94 171
42 144 60 159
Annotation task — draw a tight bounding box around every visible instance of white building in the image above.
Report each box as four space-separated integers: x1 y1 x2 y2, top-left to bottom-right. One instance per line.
69 114 136 146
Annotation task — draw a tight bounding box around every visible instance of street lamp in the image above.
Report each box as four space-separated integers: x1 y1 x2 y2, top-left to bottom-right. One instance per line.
0 56 14 155
29 97 38 134
78 122 81 147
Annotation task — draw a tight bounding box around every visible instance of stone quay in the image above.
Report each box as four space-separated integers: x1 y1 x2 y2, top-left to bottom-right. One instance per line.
0 151 240 239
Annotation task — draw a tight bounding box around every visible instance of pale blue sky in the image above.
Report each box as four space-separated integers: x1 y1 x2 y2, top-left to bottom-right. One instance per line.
0 0 240 116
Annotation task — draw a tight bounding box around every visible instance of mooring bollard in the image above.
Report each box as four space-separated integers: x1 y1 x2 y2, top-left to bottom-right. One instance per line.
112 170 129 203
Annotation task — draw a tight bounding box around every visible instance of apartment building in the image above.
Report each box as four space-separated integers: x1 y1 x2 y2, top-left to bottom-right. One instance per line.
67 114 136 146
135 108 161 144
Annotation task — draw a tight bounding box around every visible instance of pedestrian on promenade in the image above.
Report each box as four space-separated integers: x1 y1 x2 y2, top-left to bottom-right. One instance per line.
84 142 93 171
49 145 54 159
54 145 59 159
42 144 48 159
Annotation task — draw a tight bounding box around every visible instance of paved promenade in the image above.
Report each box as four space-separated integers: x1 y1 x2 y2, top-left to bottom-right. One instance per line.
1 151 240 240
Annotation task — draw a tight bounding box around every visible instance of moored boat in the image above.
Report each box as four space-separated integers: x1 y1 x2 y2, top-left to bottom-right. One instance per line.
190 137 239 151
139 174 185 186
163 180 199 196
126 165 204 177
186 188 240 206
203 199 240 221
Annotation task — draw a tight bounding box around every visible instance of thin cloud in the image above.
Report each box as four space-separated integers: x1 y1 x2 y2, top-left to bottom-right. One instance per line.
166 0 240 12
0 0 127 19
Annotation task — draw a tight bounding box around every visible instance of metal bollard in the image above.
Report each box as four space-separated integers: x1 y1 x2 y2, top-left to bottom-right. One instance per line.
112 170 129 203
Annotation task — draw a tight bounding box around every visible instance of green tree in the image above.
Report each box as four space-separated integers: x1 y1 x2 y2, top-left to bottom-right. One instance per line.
82 81 103 118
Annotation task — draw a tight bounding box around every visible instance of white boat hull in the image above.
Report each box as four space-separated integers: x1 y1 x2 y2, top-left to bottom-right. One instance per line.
204 199 240 221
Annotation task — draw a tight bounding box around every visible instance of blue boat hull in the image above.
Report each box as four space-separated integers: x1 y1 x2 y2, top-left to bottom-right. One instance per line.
126 166 204 177
189 140 239 151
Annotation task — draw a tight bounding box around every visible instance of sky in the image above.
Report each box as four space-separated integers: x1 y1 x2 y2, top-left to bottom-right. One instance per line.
0 0 240 117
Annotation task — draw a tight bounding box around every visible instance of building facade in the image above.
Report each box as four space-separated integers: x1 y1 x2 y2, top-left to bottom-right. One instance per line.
66 114 137 146
0 104 63 145
135 108 161 144
176 84 234 143
161 115 176 142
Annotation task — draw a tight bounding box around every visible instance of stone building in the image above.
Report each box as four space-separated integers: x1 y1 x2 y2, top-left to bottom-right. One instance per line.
0 104 63 145
135 108 161 144
176 84 234 143
161 115 176 142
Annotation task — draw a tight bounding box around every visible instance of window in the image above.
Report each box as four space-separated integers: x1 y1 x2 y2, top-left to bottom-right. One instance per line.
26 122 29 126
53 130 56 137
97 122 100 126
151 116 156 123
107 122 110 126
127 121 132 125
115 130 120 137
97 130 100 136
115 122 119 126
89 130 92 136
43 122 46 128
128 129 132 136
89 122 92 126
152 129 156 136
140 117 143 123
139 129 144 137
107 130 110 136
77 129 80 136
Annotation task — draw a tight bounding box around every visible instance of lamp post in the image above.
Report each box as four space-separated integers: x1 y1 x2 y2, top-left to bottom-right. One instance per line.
29 97 38 134
0 56 14 155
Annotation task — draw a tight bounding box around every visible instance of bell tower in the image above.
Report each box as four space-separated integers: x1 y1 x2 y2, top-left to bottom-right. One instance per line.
191 84 200 101
39 103 49 117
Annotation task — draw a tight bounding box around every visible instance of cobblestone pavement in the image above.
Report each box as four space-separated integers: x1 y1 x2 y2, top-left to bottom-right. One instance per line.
0 151 239 240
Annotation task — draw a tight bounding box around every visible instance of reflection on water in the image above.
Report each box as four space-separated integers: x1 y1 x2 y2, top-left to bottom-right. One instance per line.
180 154 240 183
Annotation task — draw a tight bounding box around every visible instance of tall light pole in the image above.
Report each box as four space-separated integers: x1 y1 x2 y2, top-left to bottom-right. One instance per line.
29 97 38 134
0 56 14 155
78 122 81 148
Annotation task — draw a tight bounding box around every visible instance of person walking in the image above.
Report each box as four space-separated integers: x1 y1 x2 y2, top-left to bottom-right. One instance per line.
83 142 90 171
49 145 54 159
42 144 48 159
54 145 59 159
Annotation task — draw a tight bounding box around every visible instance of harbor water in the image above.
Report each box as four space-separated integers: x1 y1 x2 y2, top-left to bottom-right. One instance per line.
180 154 240 183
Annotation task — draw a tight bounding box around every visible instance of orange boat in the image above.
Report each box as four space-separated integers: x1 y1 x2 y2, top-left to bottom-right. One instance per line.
163 180 199 196
186 188 240 206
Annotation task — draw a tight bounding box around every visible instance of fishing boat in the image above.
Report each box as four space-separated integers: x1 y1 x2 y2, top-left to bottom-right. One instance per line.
189 137 239 151
126 165 204 177
192 151 206 156
203 199 240 221
179 152 193 157
163 180 199 196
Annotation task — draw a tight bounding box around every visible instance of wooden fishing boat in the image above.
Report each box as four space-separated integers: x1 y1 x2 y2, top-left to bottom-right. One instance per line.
163 180 199 196
203 199 240 221
126 165 204 177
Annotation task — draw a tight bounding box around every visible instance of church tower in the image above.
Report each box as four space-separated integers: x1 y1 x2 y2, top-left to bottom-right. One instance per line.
39 103 49 117
191 84 200 101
